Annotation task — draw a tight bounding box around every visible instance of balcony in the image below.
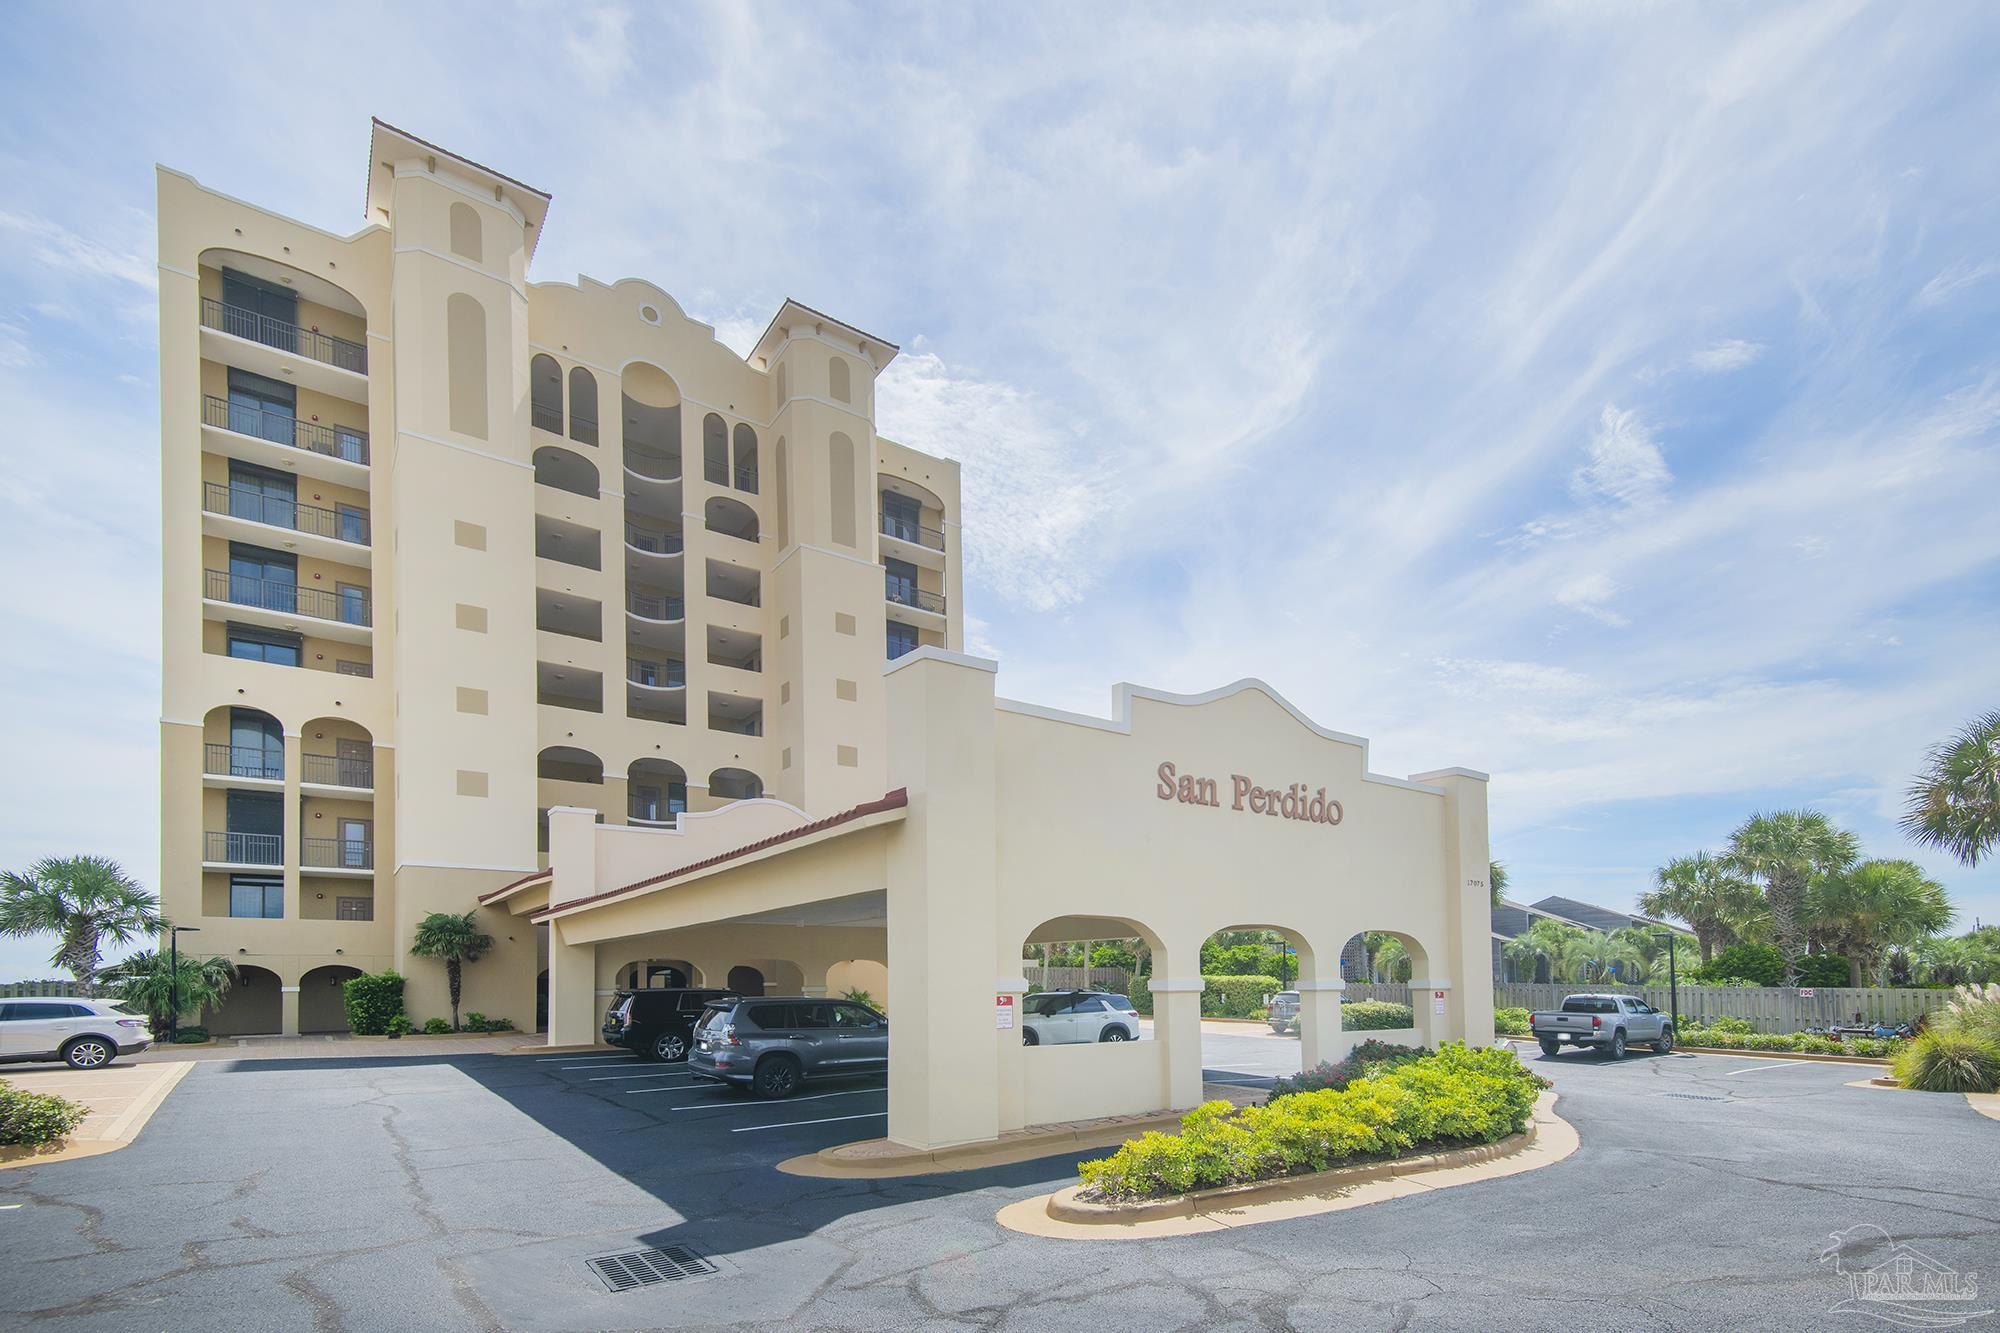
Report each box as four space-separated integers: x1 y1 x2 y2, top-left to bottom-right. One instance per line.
627 657 687 690
204 743 282 784
704 459 759 493
302 752 373 790
885 578 947 617
628 591 685 622
204 569 371 639
302 836 372 873
201 297 367 374
532 401 563 434
203 482 369 563
881 514 946 552
202 395 369 482
625 448 680 483
204 830 282 867
625 523 684 556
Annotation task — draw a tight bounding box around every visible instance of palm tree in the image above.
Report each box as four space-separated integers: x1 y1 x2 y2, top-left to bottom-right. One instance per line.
1553 931 1646 984
99 950 236 1031
1369 934 1412 983
1489 860 1509 910
1501 919 1585 983
1914 929 2000 987
1810 860 1954 987
1725 810 1859 987
1640 852 1761 964
410 910 494 1030
0 856 163 995
1903 710 2000 867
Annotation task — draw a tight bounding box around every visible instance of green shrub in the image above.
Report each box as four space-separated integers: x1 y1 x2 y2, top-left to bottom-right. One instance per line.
0 1081 89 1147
422 1018 452 1035
1894 1030 2000 1093
1080 1044 1547 1200
385 1014 413 1039
1675 1026 1905 1059
173 1026 209 1044
1200 975 1281 1018
1343 999 1415 1031
1128 975 1152 1015
1705 1015 1754 1035
342 971 406 1036
1690 944 1850 987
1269 1041 1429 1099
1494 1007 1531 1036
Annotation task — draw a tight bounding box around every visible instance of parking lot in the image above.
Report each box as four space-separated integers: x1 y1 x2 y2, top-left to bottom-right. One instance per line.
3 1030 1998 1331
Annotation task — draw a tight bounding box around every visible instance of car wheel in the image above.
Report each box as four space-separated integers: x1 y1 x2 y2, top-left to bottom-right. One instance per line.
753 1054 803 1099
62 1037 115 1070
652 1032 688 1062
1605 1030 1626 1059
1654 1026 1674 1054
1021 1028 1039 1046
1269 1023 1288 1035
1538 1038 1561 1058
1100 1026 1131 1042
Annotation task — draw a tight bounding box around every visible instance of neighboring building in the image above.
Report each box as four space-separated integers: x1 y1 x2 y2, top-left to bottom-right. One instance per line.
159 120 962 1035
1490 895 1693 983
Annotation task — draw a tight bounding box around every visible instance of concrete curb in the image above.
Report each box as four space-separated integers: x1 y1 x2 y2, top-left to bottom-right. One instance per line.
1044 1123 1540 1224
0 1060 193 1172
1673 1045 1891 1066
501 1042 619 1056
779 1108 1191 1179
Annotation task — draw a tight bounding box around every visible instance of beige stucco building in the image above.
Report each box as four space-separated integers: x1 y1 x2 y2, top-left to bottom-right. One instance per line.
160 121 1491 1151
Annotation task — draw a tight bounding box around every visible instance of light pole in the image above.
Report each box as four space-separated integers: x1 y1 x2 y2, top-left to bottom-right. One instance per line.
1652 930 1679 1040
169 926 200 1041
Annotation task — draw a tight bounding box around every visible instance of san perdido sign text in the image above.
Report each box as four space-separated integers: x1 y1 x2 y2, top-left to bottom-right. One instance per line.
1155 761 1344 826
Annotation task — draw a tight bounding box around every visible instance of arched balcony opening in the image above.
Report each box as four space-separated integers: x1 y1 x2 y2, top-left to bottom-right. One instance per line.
628 759 689 824
299 965 363 1033
299 716 373 791
202 704 284 782
704 496 759 544
533 446 599 500
701 413 729 487
707 767 763 801
530 353 563 433
621 362 682 481
537 746 604 784
731 423 758 494
568 366 599 446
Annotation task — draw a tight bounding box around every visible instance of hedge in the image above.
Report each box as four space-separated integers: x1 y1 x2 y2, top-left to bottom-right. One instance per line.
1343 999 1415 1031
1078 1044 1547 1200
1268 1040 1428 1098
342 970 406 1035
0 1080 88 1147
1203 975 1281 1018
1673 1026 1903 1059
1494 1007 1531 1036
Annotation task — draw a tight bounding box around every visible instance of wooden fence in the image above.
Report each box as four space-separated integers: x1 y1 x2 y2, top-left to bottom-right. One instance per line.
0 980 83 998
1491 982 1953 1034
1022 966 1133 995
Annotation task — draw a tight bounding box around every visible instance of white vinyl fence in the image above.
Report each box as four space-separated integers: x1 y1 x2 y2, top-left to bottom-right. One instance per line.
1491 982 1952 1034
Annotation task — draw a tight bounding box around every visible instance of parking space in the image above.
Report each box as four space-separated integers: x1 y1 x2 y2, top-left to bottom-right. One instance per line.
530 1048 891 1141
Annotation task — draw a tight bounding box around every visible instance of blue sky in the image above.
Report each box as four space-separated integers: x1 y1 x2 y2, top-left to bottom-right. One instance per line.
2 3 1997 977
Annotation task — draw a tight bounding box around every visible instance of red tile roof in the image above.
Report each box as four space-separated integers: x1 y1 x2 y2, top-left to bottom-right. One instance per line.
477 868 552 904
532 789 908 922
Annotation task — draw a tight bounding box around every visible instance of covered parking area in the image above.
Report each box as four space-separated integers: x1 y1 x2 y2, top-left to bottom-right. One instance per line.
532 649 1491 1153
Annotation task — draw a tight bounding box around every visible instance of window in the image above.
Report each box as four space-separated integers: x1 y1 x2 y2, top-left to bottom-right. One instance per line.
226 368 295 444
228 542 295 612
227 625 302 667
747 1003 797 1030
229 875 284 919
884 557 918 607
221 268 298 352
228 464 296 530
229 708 283 780
829 1004 879 1029
1560 997 1619 1015
882 491 921 543
1 1002 89 1021
630 782 687 821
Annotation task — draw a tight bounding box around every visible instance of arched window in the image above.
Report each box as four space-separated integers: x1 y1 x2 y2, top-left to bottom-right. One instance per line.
774 437 790 549
731 423 758 494
530 354 562 433
447 293 487 439
702 413 729 486
567 366 598 446
449 203 482 262
828 431 856 548
829 356 852 404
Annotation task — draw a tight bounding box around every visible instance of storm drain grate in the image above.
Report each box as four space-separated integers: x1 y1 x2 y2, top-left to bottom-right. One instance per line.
1663 1093 1727 1102
586 1246 719 1293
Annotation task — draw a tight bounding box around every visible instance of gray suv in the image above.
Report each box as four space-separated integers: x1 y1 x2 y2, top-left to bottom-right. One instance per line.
687 996 888 1098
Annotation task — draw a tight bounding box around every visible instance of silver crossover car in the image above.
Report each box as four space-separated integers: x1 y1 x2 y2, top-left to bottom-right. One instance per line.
687 996 887 1098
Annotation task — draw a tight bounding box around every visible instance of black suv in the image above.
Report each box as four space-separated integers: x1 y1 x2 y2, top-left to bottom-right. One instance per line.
603 987 736 1061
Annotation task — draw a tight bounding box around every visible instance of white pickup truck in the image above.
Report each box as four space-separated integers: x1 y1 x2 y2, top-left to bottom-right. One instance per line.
1529 993 1674 1059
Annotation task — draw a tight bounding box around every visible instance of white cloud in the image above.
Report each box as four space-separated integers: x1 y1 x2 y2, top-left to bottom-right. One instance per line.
1554 572 1630 627
0 210 155 291
1688 338 1765 372
1915 258 2000 307
1571 406 1672 509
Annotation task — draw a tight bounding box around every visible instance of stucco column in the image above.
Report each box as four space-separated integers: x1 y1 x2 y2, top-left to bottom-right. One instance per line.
1150 978 1206 1111
282 731 303 921
883 649 1000 1150
279 984 300 1037
995 969 1029 1133
545 806 602 1046
1408 978 1451 1048
1297 976 1346 1068
1411 767 1493 1045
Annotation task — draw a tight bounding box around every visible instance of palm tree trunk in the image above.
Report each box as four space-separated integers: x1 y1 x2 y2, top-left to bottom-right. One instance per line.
1848 954 1864 988
448 958 463 1030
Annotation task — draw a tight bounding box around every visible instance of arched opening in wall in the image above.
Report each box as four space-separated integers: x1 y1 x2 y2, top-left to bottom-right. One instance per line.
538 746 604 784
530 354 563 433
731 423 758 494
618 959 698 990
532 445 599 499
568 367 599 446
628 759 687 824
1016 915 1175 1128
726 965 765 995
446 292 488 439
704 496 758 543
202 964 283 1036
203 704 284 782
298 964 362 1033
702 413 730 487
708 767 762 801
826 959 888 1011
1019 916 1159 1048
829 355 852 404
299 716 373 791
449 202 483 262
1336 929 1432 1047
1196 924 1319 1076
621 362 682 481
196 248 368 379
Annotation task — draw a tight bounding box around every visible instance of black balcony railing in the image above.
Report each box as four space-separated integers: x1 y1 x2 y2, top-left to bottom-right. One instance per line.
201 298 367 374
203 743 282 781
704 459 759 492
302 752 373 789
625 449 680 482
204 395 369 465
881 514 946 551
624 524 684 555
628 592 685 621
885 578 947 615
205 830 282 865
627 658 687 689
302 836 372 870
532 402 563 434
203 482 370 546
205 569 372 627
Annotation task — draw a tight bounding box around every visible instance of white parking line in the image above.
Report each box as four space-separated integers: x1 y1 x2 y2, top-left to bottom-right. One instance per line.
1720 1060 1865 1075
627 1082 724 1096
589 1071 698 1082
732 1111 887 1134
670 1087 884 1113
557 1061 640 1070
535 1053 631 1062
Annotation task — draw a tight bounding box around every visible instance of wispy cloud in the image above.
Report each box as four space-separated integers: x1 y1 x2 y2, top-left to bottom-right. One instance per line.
1571 406 1672 509
1915 258 2000 307
1687 338 1765 372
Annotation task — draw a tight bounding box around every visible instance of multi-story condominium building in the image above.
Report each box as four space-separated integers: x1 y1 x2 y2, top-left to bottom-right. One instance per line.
158 120 962 1036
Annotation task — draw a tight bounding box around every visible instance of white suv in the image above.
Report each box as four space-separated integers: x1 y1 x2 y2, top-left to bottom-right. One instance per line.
1021 991 1141 1045
0 998 153 1068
